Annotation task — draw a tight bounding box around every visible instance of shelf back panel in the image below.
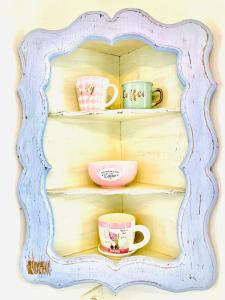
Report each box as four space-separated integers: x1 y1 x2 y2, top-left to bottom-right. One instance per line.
121 113 187 188
47 39 182 113
120 45 182 109
45 118 121 189
50 195 123 256
50 193 181 259
47 47 120 113
123 193 183 258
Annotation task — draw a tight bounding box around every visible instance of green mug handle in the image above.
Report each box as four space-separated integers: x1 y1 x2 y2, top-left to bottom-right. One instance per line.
152 88 163 107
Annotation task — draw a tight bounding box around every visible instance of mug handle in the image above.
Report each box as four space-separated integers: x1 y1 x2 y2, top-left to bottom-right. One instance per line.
104 83 118 108
129 225 151 252
152 88 163 107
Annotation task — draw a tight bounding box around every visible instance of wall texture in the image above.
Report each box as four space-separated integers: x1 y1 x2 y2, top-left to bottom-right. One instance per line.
0 0 224 299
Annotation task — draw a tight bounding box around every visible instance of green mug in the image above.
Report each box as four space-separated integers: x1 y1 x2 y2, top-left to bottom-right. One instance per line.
122 80 163 109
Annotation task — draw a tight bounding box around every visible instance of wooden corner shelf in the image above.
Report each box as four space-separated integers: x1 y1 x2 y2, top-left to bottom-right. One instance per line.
17 8 217 293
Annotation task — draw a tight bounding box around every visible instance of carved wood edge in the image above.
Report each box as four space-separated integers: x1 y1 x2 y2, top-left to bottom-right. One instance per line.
17 8 217 292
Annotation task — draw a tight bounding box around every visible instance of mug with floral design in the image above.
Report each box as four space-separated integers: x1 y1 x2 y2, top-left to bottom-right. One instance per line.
98 213 151 256
75 76 118 111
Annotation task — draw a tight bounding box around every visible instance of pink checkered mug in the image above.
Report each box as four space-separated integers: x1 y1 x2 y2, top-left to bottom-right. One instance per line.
75 76 118 111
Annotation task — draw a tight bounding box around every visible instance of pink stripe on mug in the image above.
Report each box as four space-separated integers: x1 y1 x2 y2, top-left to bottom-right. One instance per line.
98 220 132 229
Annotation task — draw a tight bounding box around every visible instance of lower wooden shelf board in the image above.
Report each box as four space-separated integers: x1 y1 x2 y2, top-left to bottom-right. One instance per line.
62 246 175 261
47 183 185 196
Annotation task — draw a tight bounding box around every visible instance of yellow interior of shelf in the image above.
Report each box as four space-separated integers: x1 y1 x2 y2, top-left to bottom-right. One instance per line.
45 114 186 189
47 39 183 113
44 38 187 261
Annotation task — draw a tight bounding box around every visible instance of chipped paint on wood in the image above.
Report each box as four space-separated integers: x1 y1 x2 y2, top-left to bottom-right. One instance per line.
27 260 51 275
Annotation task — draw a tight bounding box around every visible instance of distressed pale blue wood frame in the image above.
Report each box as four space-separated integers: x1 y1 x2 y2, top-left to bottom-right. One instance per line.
17 9 217 292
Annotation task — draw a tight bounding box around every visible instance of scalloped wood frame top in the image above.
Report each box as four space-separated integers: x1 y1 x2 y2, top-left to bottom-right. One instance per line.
17 9 217 292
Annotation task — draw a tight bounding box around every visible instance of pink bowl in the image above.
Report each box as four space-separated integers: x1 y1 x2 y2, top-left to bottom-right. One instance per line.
88 161 138 188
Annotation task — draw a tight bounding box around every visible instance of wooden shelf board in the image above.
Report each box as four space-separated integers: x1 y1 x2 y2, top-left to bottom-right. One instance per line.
47 183 185 196
48 108 180 121
63 246 176 261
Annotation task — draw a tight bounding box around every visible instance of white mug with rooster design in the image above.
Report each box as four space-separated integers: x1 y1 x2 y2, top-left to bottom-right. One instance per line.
98 213 151 256
75 76 118 111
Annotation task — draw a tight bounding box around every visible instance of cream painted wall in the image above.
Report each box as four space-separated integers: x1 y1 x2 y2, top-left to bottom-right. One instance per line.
0 0 224 299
